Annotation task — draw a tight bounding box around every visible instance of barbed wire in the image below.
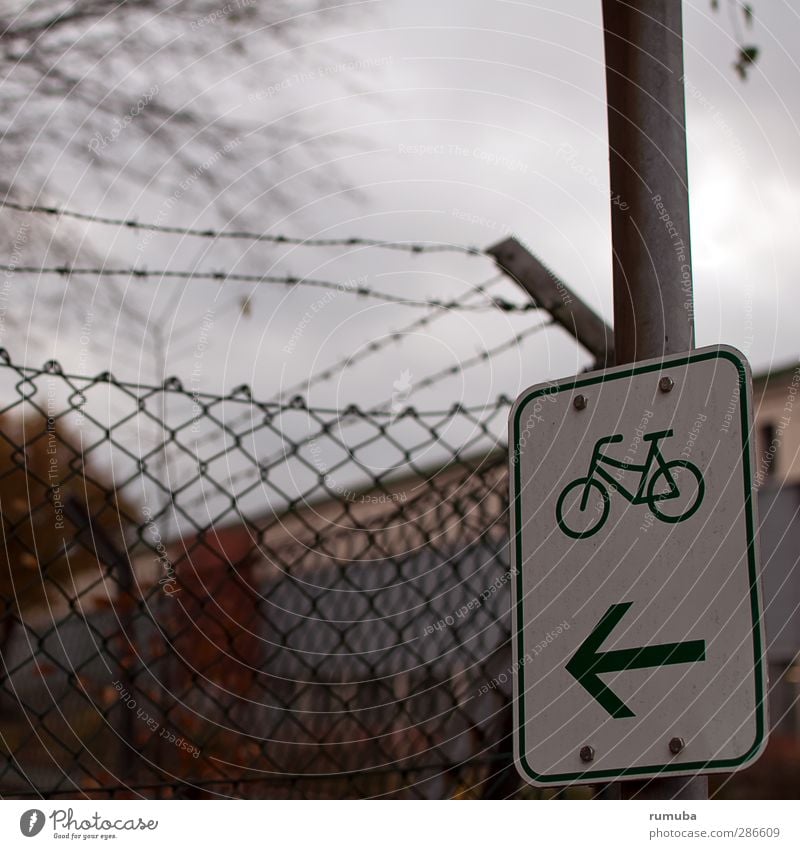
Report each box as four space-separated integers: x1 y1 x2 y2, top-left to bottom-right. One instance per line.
174 315 544 513
223 315 554 483
0 199 483 256
272 273 512 401
0 264 534 313
180 274 508 455
134 310 547 517
369 317 555 413
186 275 534 456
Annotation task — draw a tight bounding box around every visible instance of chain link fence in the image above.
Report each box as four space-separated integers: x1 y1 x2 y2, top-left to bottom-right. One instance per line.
0 348 543 799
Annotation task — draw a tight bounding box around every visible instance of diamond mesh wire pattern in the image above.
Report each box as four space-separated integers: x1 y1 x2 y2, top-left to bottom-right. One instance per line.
0 351 527 799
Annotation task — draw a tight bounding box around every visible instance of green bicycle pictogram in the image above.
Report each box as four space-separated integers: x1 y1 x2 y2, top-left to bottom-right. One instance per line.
555 428 705 539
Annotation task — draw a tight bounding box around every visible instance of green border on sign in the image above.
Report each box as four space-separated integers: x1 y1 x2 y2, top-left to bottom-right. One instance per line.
511 347 766 784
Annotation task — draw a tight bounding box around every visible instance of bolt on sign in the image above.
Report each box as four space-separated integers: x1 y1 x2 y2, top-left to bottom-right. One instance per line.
508 346 767 786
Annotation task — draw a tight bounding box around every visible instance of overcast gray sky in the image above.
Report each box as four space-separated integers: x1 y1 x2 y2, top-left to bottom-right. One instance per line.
9 0 800 414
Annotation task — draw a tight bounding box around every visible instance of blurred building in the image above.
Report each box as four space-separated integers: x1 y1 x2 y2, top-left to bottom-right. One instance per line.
156 358 800 796
751 362 800 794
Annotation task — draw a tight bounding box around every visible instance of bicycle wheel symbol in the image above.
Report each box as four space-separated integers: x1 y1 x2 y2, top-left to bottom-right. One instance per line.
555 477 611 539
646 460 704 523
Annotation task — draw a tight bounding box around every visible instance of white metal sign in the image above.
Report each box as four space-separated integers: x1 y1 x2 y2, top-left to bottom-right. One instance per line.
509 345 767 786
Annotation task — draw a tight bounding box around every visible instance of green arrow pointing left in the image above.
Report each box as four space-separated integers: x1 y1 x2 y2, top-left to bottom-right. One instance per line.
565 602 706 719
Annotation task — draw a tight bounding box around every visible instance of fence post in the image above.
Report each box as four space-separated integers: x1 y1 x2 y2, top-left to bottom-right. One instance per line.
487 237 615 368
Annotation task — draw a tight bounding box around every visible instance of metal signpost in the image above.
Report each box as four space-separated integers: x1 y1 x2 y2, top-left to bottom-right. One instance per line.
509 345 767 787
601 0 705 797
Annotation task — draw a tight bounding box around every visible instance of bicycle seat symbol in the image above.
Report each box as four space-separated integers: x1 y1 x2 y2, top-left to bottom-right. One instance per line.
555 429 705 539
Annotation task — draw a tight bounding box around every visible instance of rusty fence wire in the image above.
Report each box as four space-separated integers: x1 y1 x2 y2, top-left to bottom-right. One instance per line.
0 349 537 799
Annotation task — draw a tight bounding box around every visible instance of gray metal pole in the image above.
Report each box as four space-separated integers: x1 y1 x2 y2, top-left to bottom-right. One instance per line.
602 0 706 799
603 0 694 361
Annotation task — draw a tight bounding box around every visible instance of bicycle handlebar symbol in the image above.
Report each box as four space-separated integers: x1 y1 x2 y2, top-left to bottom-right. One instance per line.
555 429 705 539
